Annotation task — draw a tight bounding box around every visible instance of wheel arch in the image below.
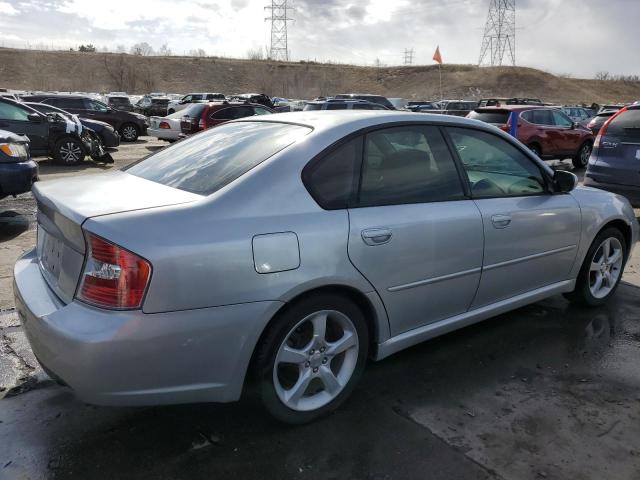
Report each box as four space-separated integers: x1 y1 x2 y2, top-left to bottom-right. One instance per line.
599 218 633 256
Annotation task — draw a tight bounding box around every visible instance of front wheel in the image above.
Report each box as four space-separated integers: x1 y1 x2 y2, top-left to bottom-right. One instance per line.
53 137 85 165
565 228 627 306
572 141 592 169
119 123 139 142
255 294 368 424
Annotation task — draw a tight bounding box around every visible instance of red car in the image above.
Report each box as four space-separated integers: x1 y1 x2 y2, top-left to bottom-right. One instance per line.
180 101 274 135
468 106 594 168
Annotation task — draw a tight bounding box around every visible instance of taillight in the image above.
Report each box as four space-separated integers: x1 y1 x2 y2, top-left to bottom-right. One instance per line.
159 121 170 129
77 233 151 310
595 107 627 147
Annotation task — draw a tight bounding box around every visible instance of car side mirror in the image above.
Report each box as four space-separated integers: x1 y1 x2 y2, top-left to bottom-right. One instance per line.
27 113 44 123
553 170 578 193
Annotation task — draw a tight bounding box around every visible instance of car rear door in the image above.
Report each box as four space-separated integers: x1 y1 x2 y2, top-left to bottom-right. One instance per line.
445 126 580 307
590 108 640 188
346 124 484 335
0 101 49 154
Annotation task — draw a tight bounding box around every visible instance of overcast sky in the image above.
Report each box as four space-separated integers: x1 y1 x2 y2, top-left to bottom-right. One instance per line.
0 0 637 78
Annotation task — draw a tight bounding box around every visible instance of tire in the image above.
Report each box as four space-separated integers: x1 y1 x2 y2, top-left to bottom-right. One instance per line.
119 123 139 142
255 293 369 424
528 144 541 157
53 137 85 165
565 227 627 306
572 141 593 169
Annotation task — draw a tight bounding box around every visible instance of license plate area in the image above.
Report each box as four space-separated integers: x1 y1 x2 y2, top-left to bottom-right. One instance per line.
37 225 64 282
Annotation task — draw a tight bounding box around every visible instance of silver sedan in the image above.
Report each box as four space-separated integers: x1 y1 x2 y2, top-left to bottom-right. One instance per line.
14 111 638 423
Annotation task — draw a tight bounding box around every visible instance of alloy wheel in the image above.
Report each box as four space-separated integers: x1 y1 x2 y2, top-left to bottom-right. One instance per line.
273 310 359 412
589 237 623 299
122 125 137 141
579 143 592 166
59 141 82 164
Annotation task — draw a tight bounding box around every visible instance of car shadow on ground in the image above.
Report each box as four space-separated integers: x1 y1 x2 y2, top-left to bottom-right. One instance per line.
36 158 114 175
0 211 31 242
6 286 636 480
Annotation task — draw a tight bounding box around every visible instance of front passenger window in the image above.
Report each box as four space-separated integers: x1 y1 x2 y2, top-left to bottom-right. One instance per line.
447 127 546 198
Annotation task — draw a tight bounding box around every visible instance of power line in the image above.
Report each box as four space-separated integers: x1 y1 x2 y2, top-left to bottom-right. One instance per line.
265 0 293 61
403 48 415 66
478 0 516 66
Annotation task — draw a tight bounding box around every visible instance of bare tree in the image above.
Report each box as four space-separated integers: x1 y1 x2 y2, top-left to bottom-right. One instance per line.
188 48 207 58
130 42 154 56
103 54 138 92
595 71 610 81
157 44 172 57
246 47 264 61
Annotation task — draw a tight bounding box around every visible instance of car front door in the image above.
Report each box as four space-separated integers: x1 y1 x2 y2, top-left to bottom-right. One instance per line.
445 126 581 308
552 110 583 154
0 101 49 154
346 125 484 335
83 99 113 124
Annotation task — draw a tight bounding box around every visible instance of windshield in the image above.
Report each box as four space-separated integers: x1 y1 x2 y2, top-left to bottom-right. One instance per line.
125 121 312 195
110 97 130 105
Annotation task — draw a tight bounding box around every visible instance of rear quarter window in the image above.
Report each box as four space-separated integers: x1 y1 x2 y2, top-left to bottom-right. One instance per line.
125 122 311 195
606 109 640 140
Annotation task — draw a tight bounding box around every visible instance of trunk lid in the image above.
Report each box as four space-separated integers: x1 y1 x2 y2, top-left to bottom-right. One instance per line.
33 171 202 303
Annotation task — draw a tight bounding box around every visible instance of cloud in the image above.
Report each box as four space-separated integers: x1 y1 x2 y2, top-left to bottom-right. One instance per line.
0 0 637 78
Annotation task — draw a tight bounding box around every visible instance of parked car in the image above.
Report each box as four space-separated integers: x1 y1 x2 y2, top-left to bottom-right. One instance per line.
561 106 593 125
167 93 226 114
586 110 618 137
0 129 38 199
478 98 544 107
180 101 273 135
229 93 275 109
468 106 595 168
148 109 189 142
134 95 170 117
0 97 109 165
303 100 389 111
13 111 638 424
406 102 441 112
584 105 640 206
25 102 120 148
334 93 395 109
20 94 148 142
598 104 626 114
105 95 133 112
435 100 479 117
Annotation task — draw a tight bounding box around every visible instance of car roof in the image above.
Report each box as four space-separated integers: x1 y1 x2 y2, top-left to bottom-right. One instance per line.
232 110 502 135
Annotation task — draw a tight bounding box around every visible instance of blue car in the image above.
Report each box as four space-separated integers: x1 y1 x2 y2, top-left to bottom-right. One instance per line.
585 104 640 207
0 129 38 199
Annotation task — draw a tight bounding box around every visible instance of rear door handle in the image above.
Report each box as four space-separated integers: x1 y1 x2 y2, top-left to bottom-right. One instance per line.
491 214 511 229
361 228 393 246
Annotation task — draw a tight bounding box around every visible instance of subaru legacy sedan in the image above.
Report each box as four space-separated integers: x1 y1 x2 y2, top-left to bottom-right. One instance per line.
14 111 638 424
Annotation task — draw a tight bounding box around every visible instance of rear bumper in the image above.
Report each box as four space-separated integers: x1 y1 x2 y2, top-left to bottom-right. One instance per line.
0 160 38 197
14 248 283 406
583 176 640 207
101 129 120 148
148 127 180 141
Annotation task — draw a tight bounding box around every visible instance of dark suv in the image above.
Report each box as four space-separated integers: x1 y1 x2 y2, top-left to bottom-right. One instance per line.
584 105 640 206
20 95 148 141
105 95 133 112
180 102 273 136
134 95 170 117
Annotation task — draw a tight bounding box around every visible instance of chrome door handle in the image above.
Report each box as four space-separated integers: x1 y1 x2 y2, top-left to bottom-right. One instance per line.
361 228 393 246
491 214 511 229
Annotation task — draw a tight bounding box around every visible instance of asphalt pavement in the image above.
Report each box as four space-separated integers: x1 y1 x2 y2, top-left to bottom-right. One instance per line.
1 139 639 480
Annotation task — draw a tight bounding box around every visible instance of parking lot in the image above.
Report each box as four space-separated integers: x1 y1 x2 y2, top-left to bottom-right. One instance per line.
0 137 639 479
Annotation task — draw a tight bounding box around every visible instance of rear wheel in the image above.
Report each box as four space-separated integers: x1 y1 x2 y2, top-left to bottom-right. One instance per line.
119 123 139 142
565 227 627 306
255 293 368 424
53 137 85 165
572 141 592 169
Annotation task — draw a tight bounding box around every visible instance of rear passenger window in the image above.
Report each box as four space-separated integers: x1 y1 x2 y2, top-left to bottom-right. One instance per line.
326 103 347 110
211 108 234 120
359 126 464 206
302 138 360 209
47 98 85 109
447 127 546 198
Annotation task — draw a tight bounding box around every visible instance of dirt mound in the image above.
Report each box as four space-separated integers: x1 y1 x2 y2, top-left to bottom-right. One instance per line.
0 48 638 104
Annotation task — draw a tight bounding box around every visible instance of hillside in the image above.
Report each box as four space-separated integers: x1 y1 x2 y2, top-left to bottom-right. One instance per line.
0 48 638 104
